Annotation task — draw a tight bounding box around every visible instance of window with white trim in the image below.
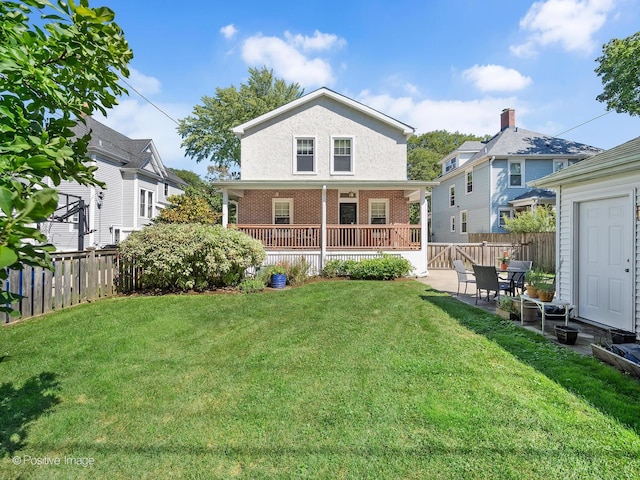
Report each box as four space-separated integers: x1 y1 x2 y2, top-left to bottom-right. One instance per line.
294 137 315 173
466 169 473 194
273 199 292 224
508 160 523 187
450 216 455 232
553 159 568 172
332 137 353 173
139 189 153 218
449 185 455 207
445 157 457 172
369 199 388 225
498 208 513 229
460 210 468 234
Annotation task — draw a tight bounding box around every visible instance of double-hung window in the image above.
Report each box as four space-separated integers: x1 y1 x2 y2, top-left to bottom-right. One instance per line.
449 185 455 207
369 200 388 225
332 137 353 174
294 137 315 173
498 208 513 229
450 216 456 232
273 199 292 224
508 160 523 187
460 210 468 234
466 169 473 194
140 189 153 218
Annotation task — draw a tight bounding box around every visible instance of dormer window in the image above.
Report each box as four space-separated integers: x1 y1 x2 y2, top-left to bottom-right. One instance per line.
553 159 568 172
445 157 457 173
294 137 315 173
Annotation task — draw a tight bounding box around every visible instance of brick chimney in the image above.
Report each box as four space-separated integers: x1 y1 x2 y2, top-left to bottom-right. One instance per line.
500 108 515 130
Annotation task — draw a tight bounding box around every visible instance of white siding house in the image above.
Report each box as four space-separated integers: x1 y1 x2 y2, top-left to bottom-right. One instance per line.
214 88 437 275
43 116 186 251
533 136 640 338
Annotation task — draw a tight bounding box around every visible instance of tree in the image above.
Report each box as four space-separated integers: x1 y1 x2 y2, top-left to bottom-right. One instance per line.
0 0 132 314
177 67 304 169
155 194 221 225
168 168 204 187
595 32 640 116
503 207 556 233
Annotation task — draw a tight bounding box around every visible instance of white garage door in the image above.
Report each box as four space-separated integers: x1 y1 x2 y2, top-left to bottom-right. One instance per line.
578 196 632 329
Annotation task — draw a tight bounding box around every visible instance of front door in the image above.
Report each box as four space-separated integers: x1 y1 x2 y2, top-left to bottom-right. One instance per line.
339 203 357 247
578 195 633 329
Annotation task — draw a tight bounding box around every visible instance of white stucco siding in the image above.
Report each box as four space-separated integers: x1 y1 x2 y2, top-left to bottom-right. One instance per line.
556 171 640 333
240 97 408 181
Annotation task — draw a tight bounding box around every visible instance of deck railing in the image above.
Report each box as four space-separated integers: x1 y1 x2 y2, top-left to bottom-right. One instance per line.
234 224 421 250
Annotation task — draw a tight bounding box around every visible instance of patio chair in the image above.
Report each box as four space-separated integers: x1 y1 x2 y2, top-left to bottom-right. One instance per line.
502 260 532 296
472 265 512 304
452 259 476 295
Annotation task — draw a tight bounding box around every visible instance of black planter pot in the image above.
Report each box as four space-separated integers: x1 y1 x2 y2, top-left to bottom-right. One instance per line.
609 328 637 344
555 325 579 345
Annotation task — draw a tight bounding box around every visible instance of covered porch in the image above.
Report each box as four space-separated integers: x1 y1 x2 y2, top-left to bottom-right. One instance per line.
214 180 436 275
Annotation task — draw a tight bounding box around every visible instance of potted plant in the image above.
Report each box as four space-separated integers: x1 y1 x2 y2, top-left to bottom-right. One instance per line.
270 263 287 289
498 250 510 271
524 268 542 297
536 282 555 302
496 296 514 320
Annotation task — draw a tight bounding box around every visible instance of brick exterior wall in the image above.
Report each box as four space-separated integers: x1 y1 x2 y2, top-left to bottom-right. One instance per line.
237 189 409 225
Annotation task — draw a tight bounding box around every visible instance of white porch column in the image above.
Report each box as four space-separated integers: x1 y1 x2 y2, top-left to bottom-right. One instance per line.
321 185 327 271
420 187 429 275
221 189 229 228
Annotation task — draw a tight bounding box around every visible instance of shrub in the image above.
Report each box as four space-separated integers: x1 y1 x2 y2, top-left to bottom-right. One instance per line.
263 258 311 285
349 255 413 280
119 224 266 291
322 259 358 278
238 278 266 294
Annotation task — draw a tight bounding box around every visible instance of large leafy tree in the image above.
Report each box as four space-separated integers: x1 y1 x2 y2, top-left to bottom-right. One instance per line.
595 31 640 116
0 0 132 314
177 67 304 169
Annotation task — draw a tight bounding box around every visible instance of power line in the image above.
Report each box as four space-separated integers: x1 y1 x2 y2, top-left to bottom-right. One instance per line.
118 74 180 125
552 110 612 138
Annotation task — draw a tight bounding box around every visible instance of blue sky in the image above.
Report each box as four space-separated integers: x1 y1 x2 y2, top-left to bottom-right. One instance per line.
94 0 640 177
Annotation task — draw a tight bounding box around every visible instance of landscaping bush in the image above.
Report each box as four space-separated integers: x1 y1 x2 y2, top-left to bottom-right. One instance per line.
349 255 413 280
262 258 311 286
119 223 266 291
238 278 266 293
323 255 412 280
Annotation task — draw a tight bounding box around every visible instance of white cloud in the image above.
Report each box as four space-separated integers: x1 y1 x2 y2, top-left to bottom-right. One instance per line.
128 68 162 96
462 64 533 92
284 30 346 51
356 90 523 136
510 0 615 57
241 30 346 88
220 24 238 40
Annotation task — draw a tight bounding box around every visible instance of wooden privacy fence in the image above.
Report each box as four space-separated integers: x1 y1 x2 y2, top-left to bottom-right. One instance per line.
468 233 555 272
3 248 119 324
428 234 555 272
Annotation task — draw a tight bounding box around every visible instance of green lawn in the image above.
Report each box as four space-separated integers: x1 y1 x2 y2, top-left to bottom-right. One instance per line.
1 280 640 479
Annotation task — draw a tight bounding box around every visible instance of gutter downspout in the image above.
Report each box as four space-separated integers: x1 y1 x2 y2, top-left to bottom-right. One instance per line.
222 189 229 228
321 185 327 273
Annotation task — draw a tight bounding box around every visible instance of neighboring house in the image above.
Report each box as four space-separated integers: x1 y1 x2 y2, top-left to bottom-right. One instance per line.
43 116 186 251
430 109 602 242
532 136 640 337
213 87 436 275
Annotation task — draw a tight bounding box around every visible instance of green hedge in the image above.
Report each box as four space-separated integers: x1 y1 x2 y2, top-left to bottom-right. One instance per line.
323 255 412 280
119 224 266 291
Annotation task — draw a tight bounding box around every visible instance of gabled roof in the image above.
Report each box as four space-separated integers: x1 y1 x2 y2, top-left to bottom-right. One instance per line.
232 87 415 138
72 116 186 185
532 135 640 188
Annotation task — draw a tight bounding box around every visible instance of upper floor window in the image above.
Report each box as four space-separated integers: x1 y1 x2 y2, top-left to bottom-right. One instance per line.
449 185 455 207
139 189 153 218
164 182 169 196
369 199 388 225
332 137 354 174
445 157 457 173
450 216 455 232
273 199 292 224
294 137 315 173
553 159 568 172
466 169 473 194
460 210 468 234
508 160 523 187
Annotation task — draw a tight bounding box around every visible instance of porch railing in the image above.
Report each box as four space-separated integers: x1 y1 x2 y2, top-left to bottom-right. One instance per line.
234 224 421 250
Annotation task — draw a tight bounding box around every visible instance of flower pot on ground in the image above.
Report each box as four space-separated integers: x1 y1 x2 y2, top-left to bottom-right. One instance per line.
555 325 579 345
496 296 514 320
271 273 286 289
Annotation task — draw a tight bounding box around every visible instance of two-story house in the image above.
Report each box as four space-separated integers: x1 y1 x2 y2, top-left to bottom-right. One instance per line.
431 109 602 242
213 87 437 275
43 116 186 251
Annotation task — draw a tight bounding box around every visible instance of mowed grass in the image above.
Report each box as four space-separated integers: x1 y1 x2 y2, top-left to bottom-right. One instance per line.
1 280 640 479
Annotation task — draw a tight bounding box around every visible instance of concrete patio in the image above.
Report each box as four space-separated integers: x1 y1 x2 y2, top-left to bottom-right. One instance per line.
417 268 612 356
